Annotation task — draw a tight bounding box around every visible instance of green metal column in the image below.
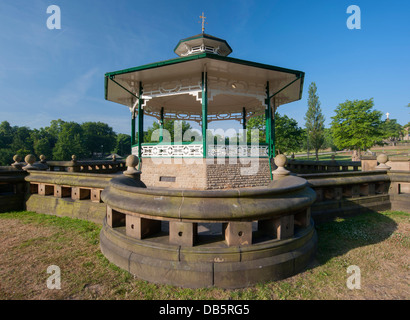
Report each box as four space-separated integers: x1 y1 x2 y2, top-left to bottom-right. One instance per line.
201 72 208 158
272 98 276 157
265 81 272 158
159 107 164 142
131 110 136 149
242 107 247 144
266 81 274 180
137 82 144 161
242 107 247 130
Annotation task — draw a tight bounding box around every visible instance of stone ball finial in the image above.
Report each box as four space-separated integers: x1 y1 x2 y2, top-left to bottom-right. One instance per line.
377 153 388 164
11 154 23 170
71 155 77 162
375 153 390 170
25 154 36 165
36 154 48 170
13 154 21 163
22 154 38 171
274 154 287 168
123 155 140 179
272 154 290 180
126 155 139 168
112 154 116 162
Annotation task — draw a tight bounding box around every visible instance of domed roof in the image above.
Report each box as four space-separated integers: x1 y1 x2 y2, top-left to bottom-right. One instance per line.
174 33 233 57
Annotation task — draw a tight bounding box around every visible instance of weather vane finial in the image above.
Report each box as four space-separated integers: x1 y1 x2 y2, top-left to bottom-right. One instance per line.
199 12 207 33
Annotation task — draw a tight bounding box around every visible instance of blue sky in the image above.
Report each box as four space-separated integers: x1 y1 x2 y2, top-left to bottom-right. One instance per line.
0 0 409 135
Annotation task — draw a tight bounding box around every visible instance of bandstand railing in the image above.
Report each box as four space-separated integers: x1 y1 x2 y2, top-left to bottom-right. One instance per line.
132 142 269 158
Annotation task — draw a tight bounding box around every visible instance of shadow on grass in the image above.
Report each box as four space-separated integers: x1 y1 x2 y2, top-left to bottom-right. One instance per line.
312 209 398 266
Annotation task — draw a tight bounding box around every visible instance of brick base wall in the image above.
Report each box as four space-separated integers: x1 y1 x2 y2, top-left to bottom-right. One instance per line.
139 157 272 190
140 158 208 190
206 158 271 189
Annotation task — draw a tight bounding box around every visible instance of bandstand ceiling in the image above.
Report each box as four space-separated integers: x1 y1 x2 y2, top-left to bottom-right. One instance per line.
105 53 304 123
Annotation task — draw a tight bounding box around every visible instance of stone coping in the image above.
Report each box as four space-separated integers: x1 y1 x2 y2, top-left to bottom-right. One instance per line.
388 171 410 182
299 170 388 179
101 175 316 222
288 159 361 165
25 171 121 189
0 169 27 182
304 173 390 187
47 159 125 166
109 174 308 198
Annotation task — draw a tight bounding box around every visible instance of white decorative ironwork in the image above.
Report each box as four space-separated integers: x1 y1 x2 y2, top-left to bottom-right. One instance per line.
207 75 267 106
141 78 202 108
207 145 268 158
133 144 203 158
180 44 221 57
133 144 268 158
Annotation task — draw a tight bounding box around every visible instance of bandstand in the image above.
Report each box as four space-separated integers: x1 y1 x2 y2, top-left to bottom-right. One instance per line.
100 28 316 288
104 31 304 189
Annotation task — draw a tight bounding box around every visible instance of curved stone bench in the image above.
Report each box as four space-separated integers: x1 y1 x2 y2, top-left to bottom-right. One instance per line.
100 174 317 288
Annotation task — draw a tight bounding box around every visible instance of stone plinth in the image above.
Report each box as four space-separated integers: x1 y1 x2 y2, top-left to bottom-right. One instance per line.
140 157 271 190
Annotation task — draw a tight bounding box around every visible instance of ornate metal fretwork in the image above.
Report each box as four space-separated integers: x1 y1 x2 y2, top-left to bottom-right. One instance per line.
132 144 268 158
133 144 203 158
207 76 266 106
141 78 202 109
135 76 267 123
207 145 268 158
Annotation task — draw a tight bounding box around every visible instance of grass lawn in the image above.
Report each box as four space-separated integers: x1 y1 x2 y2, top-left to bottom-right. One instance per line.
0 210 408 300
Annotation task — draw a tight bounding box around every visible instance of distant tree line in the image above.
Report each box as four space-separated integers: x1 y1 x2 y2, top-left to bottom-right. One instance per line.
244 82 409 159
1 90 408 166
0 119 131 166
302 82 408 159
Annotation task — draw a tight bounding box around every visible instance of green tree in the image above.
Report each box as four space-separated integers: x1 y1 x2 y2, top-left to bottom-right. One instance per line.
0 148 15 166
46 119 65 138
246 113 303 154
275 113 304 154
10 126 34 156
246 115 266 143
81 122 116 158
381 119 402 144
331 99 383 157
321 128 338 152
144 120 197 143
114 133 131 156
53 122 86 160
31 128 55 160
0 121 14 149
304 82 325 160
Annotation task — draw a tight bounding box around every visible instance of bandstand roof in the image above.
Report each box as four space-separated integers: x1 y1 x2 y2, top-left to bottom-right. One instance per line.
105 52 304 123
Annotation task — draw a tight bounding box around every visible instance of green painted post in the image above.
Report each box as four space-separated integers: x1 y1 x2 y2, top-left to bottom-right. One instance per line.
131 110 136 150
266 82 274 180
242 107 247 130
242 107 247 145
137 82 144 161
160 107 164 142
272 99 276 157
265 81 272 158
202 72 208 158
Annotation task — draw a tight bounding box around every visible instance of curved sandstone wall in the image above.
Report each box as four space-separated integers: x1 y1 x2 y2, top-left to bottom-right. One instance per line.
99 174 317 288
